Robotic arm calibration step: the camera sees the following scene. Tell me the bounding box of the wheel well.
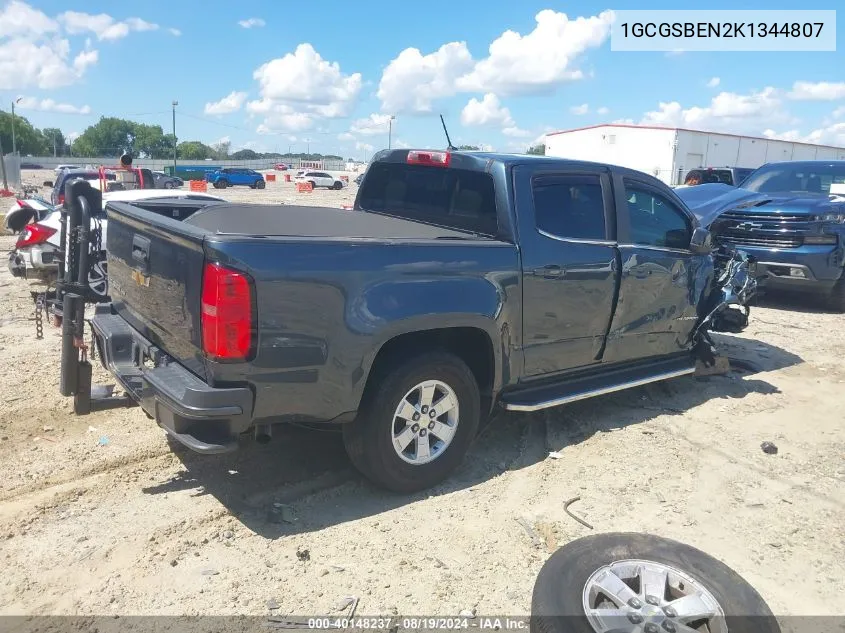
[364,327,495,406]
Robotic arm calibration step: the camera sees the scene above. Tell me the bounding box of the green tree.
[0,109,48,155]
[230,149,258,160]
[177,141,214,160]
[211,140,231,160]
[74,116,136,157]
[40,128,66,156]
[526,143,545,155]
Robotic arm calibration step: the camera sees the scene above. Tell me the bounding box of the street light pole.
[388,115,396,149]
[11,97,22,155]
[171,100,178,172]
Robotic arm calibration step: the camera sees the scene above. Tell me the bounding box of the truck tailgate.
[105,201,209,381]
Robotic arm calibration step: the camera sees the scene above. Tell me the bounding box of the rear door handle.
[533,265,563,279]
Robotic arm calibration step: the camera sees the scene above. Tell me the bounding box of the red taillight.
[16,224,56,249]
[407,150,451,167]
[201,262,254,361]
[16,199,26,208]
[58,193,65,206]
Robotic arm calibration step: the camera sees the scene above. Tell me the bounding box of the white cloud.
[502,126,532,138]
[833,106,845,120]
[787,81,845,101]
[394,139,411,149]
[596,106,609,115]
[707,77,720,88]
[765,124,845,146]
[570,103,589,115]
[213,135,231,146]
[249,43,362,133]
[337,132,356,142]
[350,113,393,136]
[455,10,614,96]
[0,38,96,89]
[67,131,80,143]
[378,42,474,114]
[16,96,91,114]
[0,1,57,38]
[204,91,248,115]
[356,141,375,153]
[640,88,788,133]
[168,28,181,36]
[238,18,266,29]
[461,93,514,127]
[378,10,612,113]
[59,11,159,40]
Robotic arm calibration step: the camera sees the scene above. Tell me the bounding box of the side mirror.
[690,227,712,254]
[43,181,54,188]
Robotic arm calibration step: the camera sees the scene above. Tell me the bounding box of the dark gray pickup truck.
[76,149,755,492]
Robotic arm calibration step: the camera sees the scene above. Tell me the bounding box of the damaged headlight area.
[693,246,763,366]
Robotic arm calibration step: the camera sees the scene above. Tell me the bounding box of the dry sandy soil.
[0,171,843,620]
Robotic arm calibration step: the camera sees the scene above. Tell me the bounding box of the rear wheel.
[343,352,480,493]
[828,274,845,312]
[333,181,343,190]
[256,179,266,189]
[164,181,176,189]
[309,180,317,190]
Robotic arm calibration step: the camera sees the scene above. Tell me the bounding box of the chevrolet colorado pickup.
[65,149,755,492]
[678,160,845,310]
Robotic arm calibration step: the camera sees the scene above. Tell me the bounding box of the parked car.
[4,195,54,234]
[78,148,755,492]
[295,170,344,189]
[50,169,116,206]
[684,167,754,187]
[676,160,845,310]
[54,164,79,173]
[8,189,226,294]
[151,171,183,189]
[273,163,289,171]
[354,173,364,185]
[206,168,266,189]
[20,162,43,170]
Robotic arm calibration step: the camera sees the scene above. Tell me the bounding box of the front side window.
[625,183,692,249]
[531,174,606,240]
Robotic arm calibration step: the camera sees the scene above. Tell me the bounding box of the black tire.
[164,181,176,189]
[217,179,229,189]
[333,181,342,190]
[309,180,317,190]
[531,533,779,633]
[343,351,480,493]
[828,274,845,312]
[256,179,266,189]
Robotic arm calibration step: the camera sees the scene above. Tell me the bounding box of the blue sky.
[1,0,844,158]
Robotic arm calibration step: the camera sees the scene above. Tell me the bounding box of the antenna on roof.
[439,114,456,151]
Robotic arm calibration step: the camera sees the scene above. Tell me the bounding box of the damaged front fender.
[692,246,762,364]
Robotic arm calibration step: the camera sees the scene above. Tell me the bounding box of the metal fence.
[19,156,348,172]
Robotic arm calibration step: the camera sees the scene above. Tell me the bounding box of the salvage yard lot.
[0,174,843,617]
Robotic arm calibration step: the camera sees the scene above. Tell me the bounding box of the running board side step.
[500,357,695,413]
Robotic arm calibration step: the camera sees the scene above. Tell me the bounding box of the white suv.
[296,170,344,190]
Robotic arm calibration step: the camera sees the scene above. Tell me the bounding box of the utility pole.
[11,97,22,155]
[388,115,396,149]
[172,100,178,172]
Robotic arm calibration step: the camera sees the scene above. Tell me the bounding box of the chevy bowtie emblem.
[735,221,763,230]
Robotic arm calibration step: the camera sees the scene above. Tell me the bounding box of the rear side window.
[532,174,606,241]
[358,162,498,236]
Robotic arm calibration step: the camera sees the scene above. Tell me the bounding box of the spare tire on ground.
[531,533,779,633]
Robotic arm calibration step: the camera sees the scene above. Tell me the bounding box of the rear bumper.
[724,243,843,293]
[91,305,253,454]
[7,247,57,282]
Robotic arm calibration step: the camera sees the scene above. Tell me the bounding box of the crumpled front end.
[692,246,761,365]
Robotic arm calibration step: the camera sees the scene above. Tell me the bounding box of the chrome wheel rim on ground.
[391,379,459,466]
[582,559,727,633]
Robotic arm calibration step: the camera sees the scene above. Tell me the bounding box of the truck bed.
[184,204,494,241]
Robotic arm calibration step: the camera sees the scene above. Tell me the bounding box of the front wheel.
[333,181,343,190]
[216,179,229,189]
[828,274,845,312]
[256,179,266,189]
[343,352,480,493]
[164,181,176,189]
[309,181,317,190]
[531,533,779,633]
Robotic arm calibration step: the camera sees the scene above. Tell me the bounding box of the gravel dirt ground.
[0,170,843,619]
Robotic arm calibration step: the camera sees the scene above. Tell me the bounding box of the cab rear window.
[358,162,498,236]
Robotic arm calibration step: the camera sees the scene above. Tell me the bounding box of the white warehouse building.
[544,124,845,186]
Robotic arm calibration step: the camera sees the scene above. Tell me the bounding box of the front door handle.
[533,264,563,279]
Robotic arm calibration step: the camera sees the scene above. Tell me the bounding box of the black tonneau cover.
[184,204,488,240]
